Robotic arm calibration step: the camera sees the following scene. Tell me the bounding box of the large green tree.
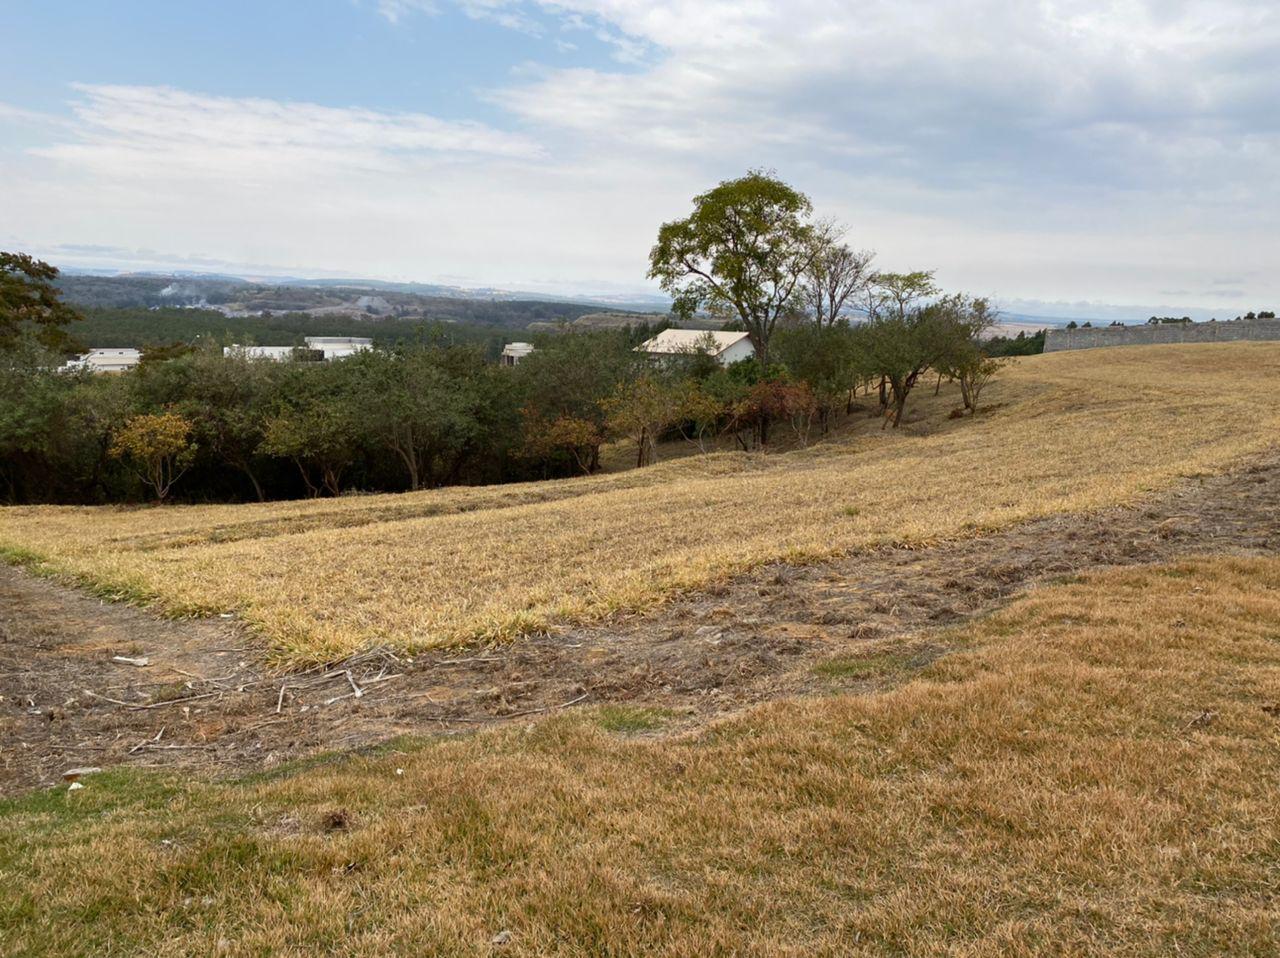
[0,253,83,351]
[349,346,491,491]
[181,349,279,501]
[261,363,362,497]
[648,171,816,369]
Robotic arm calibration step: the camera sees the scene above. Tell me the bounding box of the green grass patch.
[812,652,912,680]
[595,705,674,733]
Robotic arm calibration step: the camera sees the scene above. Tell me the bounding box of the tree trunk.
[295,459,320,498]
[322,465,343,497]
[240,464,266,503]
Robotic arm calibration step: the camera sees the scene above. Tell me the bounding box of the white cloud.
[35,84,543,178]
[375,0,438,24]
[4,1,1278,309]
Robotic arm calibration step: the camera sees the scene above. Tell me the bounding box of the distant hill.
[56,273,668,329]
[52,274,669,349]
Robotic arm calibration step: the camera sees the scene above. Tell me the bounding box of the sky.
[1,0,1277,318]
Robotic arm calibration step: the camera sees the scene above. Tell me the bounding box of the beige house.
[637,329,755,366]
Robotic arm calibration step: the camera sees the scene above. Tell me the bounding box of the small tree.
[854,304,959,428]
[521,414,603,475]
[513,329,643,474]
[866,271,940,322]
[348,347,487,491]
[262,402,358,497]
[602,376,682,467]
[110,412,197,501]
[957,354,1004,412]
[673,380,725,453]
[802,222,875,328]
[931,294,1004,413]
[774,323,860,431]
[648,171,816,370]
[757,381,819,447]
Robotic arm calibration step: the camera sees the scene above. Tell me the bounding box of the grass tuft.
[595,705,675,733]
[812,651,912,679]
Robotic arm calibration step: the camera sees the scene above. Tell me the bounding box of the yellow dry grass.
[3,554,1278,955]
[2,343,1279,661]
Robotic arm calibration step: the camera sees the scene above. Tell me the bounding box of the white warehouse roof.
[638,329,751,357]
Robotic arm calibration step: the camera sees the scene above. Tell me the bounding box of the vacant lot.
[3,553,1278,956]
[2,343,1279,662]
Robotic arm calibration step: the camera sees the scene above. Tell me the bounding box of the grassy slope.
[3,555,1278,956]
[2,343,1279,661]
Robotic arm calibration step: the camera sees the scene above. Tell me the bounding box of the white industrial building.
[500,342,535,366]
[63,348,142,374]
[223,337,372,362]
[637,329,755,366]
[223,345,299,362]
[304,336,373,360]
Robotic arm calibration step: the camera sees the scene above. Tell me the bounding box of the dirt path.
[3,453,1278,793]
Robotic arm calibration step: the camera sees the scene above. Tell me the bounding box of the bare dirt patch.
[3,452,1278,793]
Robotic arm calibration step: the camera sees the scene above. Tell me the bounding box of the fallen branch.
[417,692,590,724]
[128,744,215,752]
[503,692,589,719]
[345,670,364,699]
[130,690,222,711]
[83,689,138,708]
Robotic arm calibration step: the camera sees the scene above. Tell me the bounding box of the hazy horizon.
[4,2,1277,316]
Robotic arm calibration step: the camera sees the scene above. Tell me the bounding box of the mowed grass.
[2,343,1279,661]
[3,555,1278,956]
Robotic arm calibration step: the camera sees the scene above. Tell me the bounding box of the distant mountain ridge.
[57,268,673,316]
[54,273,670,333]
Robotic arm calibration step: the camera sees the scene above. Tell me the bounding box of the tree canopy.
[0,252,83,352]
[648,171,816,368]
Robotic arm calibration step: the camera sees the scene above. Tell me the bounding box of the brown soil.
[3,453,1278,794]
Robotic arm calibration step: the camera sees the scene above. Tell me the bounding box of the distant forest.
[73,307,515,355]
[56,273,649,346]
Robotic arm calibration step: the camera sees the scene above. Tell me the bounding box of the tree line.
[1,172,1011,504]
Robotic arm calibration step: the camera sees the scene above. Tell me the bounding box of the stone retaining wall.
[1044,318,1280,352]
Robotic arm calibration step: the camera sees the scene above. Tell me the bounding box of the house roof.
[638,329,751,357]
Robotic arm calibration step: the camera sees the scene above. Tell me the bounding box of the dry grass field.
[2,553,1278,956]
[2,343,1279,663]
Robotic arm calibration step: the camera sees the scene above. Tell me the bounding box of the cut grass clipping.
[2,343,1279,662]
[3,555,1277,956]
